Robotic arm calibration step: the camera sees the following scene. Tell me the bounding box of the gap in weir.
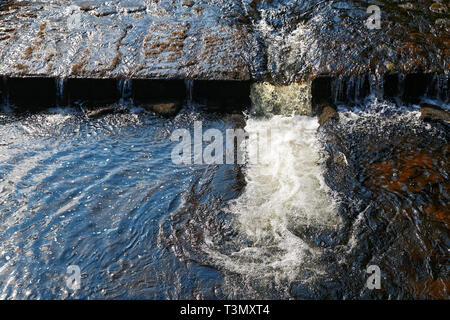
[0,75,447,114]
[0,78,253,113]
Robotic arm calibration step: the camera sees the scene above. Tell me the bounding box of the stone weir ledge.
[0,0,448,115]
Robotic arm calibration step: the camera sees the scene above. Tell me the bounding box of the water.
[1,1,447,81]
[184,79,194,105]
[0,0,448,300]
[0,97,448,299]
[117,79,133,104]
[316,98,449,299]
[205,115,340,299]
[0,105,245,299]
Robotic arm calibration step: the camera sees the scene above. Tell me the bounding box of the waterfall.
[331,75,370,105]
[206,114,340,289]
[117,79,133,104]
[327,73,450,106]
[349,76,367,103]
[184,79,194,105]
[424,73,449,103]
[369,74,384,100]
[55,78,67,106]
[1,78,9,111]
[440,74,448,102]
[250,82,312,115]
[333,76,344,103]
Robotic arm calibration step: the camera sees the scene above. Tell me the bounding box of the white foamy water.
[206,115,340,286]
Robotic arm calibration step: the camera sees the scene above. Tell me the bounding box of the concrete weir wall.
[0,0,252,80]
[1,0,448,80]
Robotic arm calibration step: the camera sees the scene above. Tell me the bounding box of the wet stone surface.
[317,101,449,299]
[0,0,448,81]
[0,0,253,80]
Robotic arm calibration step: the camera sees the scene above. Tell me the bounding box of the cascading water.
[0,0,449,300]
[184,79,194,106]
[55,78,66,106]
[203,114,341,298]
[117,79,133,104]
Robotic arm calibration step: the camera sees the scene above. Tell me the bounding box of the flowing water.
[0,95,448,299]
[0,0,448,300]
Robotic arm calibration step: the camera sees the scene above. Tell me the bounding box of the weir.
[0,0,449,301]
[0,1,447,83]
[0,1,448,115]
[0,73,448,114]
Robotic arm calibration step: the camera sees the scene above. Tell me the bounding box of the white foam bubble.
[206,115,340,284]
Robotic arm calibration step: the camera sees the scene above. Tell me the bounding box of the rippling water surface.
[0,105,246,299]
[0,99,448,299]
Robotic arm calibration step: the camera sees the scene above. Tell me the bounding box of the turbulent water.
[0,0,448,301]
[0,97,448,299]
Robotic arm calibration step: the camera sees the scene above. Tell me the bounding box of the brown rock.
[78,2,96,12]
[318,105,338,126]
[144,100,182,117]
[182,0,195,8]
[429,2,447,14]
[420,103,450,123]
[85,106,121,119]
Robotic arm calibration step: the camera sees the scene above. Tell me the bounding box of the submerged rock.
[318,101,449,299]
[143,100,182,117]
[420,103,450,123]
[318,105,339,127]
[85,105,125,118]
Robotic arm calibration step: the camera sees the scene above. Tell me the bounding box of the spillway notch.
[66,78,121,107]
[132,79,186,104]
[2,77,57,112]
[192,80,251,113]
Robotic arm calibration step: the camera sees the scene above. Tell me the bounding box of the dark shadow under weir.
[1,78,57,112]
[311,73,448,115]
[132,79,186,104]
[66,79,120,106]
[0,74,448,114]
[192,80,251,113]
[0,78,252,113]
